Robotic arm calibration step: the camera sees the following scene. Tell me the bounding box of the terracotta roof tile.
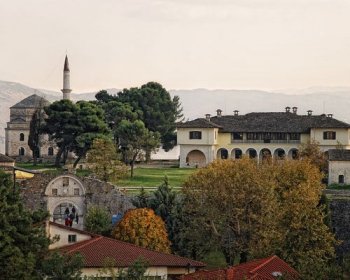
[176,118,222,129]
[181,256,299,280]
[177,112,350,133]
[58,234,205,268]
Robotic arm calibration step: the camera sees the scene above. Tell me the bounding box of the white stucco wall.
[177,128,218,145]
[329,161,350,185]
[48,223,92,249]
[310,128,350,148]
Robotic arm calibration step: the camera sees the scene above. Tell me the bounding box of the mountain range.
[1,80,350,154]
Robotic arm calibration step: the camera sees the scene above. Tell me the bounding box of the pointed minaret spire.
[61,55,72,100]
[64,55,70,71]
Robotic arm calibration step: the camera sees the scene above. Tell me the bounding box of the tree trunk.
[130,154,138,178]
[130,161,134,178]
[33,151,37,166]
[73,154,83,169]
[55,148,64,167]
[239,251,248,264]
[145,149,151,163]
[62,148,68,165]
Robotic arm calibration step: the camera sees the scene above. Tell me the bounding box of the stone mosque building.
[5,55,72,161]
[4,56,134,229]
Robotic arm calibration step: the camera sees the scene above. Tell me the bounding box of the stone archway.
[260,148,272,161]
[246,148,257,159]
[217,148,229,159]
[288,148,299,160]
[45,175,86,229]
[186,150,206,167]
[231,148,243,159]
[274,148,286,160]
[52,201,83,227]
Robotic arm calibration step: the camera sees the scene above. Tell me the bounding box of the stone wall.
[325,189,350,258]
[19,173,134,226]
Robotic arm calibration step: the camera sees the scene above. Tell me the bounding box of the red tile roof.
[57,231,205,268]
[181,256,299,280]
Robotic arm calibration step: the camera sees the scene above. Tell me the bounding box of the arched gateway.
[186,150,206,167]
[45,174,85,229]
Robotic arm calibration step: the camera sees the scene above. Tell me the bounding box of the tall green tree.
[98,82,183,154]
[72,101,110,167]
[87,138,128,182]
[84,206,112,236]
[116,120,160,177]
[41,251,84,280]
[41,100,81,166]
[42,100,109,167]
[118,82,182,153]
[0,171,50,279]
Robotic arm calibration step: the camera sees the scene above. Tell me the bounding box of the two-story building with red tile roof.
[177,107,350,167]
[48,222,205,279]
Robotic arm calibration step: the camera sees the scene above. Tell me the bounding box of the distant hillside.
[1,80,350,154]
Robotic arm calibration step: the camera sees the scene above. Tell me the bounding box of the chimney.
[292,107,298,114]
[327,113,333,118]
[285,106,291,113]
[205,114,211,121]
[307,110,313,116]
[216,109,222,117]
[234,110,239,116]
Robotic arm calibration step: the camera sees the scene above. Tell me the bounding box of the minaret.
[61,55,72,100]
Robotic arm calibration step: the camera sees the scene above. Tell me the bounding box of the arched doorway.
[52,202,82,227]
[274,148,286,160]
[246,148,257,159]
[186,150,206,167]
[19,147,25,156]
[288,149,299,160]
[231,148,243,159]
[260,148,272,161]
[217,148,229,159]
[45,175,86,229]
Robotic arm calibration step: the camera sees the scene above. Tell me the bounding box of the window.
[231,132,243,140]
[19,147,25,156]
[323,131,336,140]
[339,175,345,184]
[189,131,202,139]
[52,188,58,196]
[19,133,25,141]
[68,234,77,243]
[63,177,69,187]
[74,188,80,195]
[48,147,54,156]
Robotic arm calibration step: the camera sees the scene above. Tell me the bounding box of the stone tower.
[61,55,72,100]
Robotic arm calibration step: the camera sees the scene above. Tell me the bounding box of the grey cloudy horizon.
[0,0,349,92]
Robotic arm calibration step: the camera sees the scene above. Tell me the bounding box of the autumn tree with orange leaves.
[113,208,171,254]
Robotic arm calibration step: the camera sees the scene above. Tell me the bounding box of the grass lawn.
[117,167,197,190]
[327,184,350,190]
[15,163,58,170]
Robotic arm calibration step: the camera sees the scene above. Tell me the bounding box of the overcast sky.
[0,0,349,92]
